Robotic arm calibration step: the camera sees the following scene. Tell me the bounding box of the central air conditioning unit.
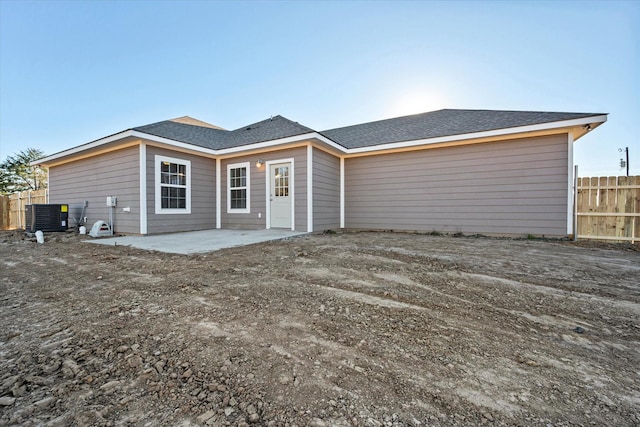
[25,204,69,233]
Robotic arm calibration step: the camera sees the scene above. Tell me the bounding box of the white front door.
[269,163,292,229]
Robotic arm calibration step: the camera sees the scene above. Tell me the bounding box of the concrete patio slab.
[84,229,307,254]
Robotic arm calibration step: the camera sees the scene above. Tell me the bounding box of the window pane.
[161,186,168,208]
[230,189,246,209]
[229,166,248,210]
[230,167,247,189]
[159,160,188,210]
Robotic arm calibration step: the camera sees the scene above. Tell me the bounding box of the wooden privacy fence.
[0,189,49,230]
[0,195,9,230]
[576,176,639,243]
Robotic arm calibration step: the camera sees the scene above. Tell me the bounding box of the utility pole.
[619,147,629,177]
[625,147,629,177]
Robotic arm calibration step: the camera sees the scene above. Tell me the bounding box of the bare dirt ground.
[1,230,639,427]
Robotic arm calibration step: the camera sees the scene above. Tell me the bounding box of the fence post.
[573,165,578,242]
[0,195,8,230]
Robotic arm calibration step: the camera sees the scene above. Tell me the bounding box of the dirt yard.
[0,230,638,427]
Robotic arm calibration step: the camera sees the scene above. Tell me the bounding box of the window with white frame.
[155,155,191,214]
[227,162,250,213]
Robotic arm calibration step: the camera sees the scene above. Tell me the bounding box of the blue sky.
[1,0,638,176]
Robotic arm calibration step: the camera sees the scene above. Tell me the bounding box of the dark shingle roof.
[33,108,607,166]
[133,109,604,151]
[320,109,603,149]
[220,115,314,149]
[134,121,227,149]
[134,115,314,150]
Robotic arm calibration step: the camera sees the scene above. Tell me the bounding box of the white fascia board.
[32,130,345,167]
[32,130,221,166]
[310,133,349,153]
[215,132,347,155]
[345,115,609,155]
[31,115,607,166]
[32,130,136,165]
[130,131,218,155]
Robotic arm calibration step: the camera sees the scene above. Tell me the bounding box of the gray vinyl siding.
[145,146,215,234]
[344,134,570,236]
[312,148,340,231]
[293,148,308,232]
[48,146,140,233]
[221,147,307,231]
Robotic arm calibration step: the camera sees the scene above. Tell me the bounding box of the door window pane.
[275,167,289,197]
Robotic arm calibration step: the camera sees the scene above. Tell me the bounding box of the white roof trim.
[33,114,607,165]
[129,131,219,155]
[214,132,346,155]
[32,130,332,165]
[32,130,222,165]
[33,129,135,165]
[215,132,317,154]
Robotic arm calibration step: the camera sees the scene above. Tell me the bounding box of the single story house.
[34,109,606,237]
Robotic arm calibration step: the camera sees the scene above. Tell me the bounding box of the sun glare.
[387,90,448,117]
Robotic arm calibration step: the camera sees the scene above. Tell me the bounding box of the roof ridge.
[231,114,315,133]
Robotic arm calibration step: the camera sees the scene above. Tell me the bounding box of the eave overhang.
[32,114,607,167]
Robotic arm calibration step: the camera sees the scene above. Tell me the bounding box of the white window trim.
[155,154,191,215]
[227,161,250,214]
